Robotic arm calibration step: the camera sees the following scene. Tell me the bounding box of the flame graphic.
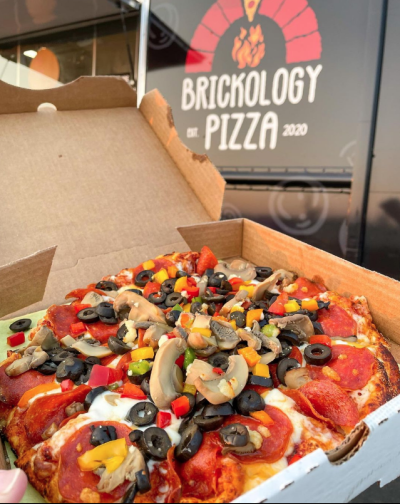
[232,25,265,69]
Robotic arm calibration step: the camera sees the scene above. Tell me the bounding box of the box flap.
[0,77,225,317]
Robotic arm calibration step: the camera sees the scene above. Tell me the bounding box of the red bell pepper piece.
[186,287,200,301]
[73,304,91,314]
[143,282,161,299]
[213,368,224,376]
[70,322,86,336]
[157,411,172,429]
[289,454,303,466]
[208,287,217,294]
[7,332,25,347]
[175,355,185,368]
[88,365,111,388]
[187,277,197,287]
[121,383,147,400]
[268,293,289,316]
[167,334,176,340]
[171,396,191,418]
[310,335,332,348]
[138,328,146,348]
[108,367,123,385]
[61,380,74,393]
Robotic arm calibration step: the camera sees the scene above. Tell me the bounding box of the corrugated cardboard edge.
[0,77,137,114]
[140,89,226,222]
[326,423,370,464]
[0,247,56,319]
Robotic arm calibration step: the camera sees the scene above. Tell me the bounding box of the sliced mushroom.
[285,368,311,390]
[269,314,315,342]
[114,291,166,325]
[61,335,76,348]
[97,446,146,494]
[237,329,262,351]
[259,353,277,365]
[196,346,219,358]
[256,331,282,357]
[82,291,104,307]
[72,340,113,359]
[172,365,184,394]
[30,326,55,348]
[193,314,212,330]
[186,360,220,386]
[252,270,296,301]
[215,260,257,282]
[31,348,50,369]
[65,402,85,417]
[143,324,171,348]
[194,355,249,405]
[198,275,209,297]
[220,290,249,318]
[150,338,187,410]
[42,423,58,441]
[6,355,33,377]
[188,333,217,351]
[211,321,240,351]
[173,326,189,340]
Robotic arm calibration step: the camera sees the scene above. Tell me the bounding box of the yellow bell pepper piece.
[183,383,197,396]
[301,299,319,312]
[230,320,237,331]
[246,309,263,328]
[142,260,155,271]
[253,363,270,379]
[168,266,179,279]
[183,304,192,313]
[239,285,254,297]
[250,411,274,427]
[285,300,301,313]
[131,347,154,362]
[104,456,125,473]
[231,306,245,313]
[154,269,169,285]
[238,347,262,368]
[78,439,128,472]
[175,277,189,293]
[192,327,212,338]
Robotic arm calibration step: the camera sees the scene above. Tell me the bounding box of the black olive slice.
[85,356,101,366]
[230,311,246,329]
[140,427,172,460]
[175,425,203,463]
[77,308,99,324]
[176,271,189,279]
[140,377,151,397]
[178,417,195,435]
[209,273,227,288]
[207,303,217,317]
[279,330,302,347]
[99,315,119,326]
[90,425,117,447]
[234,390,265,417]
[123,484,138,504]
[36,361,58,376]
[135,270,155,288]
[205,269,215,278]
[56,357,86,383]
[304,344,332,366]
[128,402,158,427]
[165,292,184,308]
[194,416,224,432]
[161,279,177,295]
[191,302,203,315]
[313,322,325,335]
[208,353,230,372]
[224,294,235,303]
[203,402,235,418]
[50,349,76,364]
[255,267,273,279]
[96,303,115,319]
[108,336,131,355]
[128,369,152,386]
[96,281,118,292]
[127,288,143,297]
[203,289,225,303]
[317,301,331,310]
[136,467,151,494]
[9,318,32,333]
[277,358,301,386]
[129,430,144,444]
[247,375,274,388]
[166,310,181,327]
[220,424,249,448]
[84,386,108,411]
[148,292,167,305]
[180,393,196,418]
[117,324,129,341]
[273,341,293,363]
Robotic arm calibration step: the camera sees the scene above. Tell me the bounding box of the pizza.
[1,246,400,503]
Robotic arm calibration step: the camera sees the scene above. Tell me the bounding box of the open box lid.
[0,77,225,318]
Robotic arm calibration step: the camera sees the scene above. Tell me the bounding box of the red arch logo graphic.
[186,0,322,73]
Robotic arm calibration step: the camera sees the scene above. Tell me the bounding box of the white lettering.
[244,112,261,150]
[182,78,195,111]
[219,114,230,151]
[259,71,271,106]
[272,68,289,106]
[205,114,220,150]
[260,112,279,150]
[245,71,261,108]
[288,67,305,104]
[306,64,323,103]
[196,77,209,111]
[230,73,246,108]
[229,113,245,150]
[217,75,231,109]
[208,76,218,110]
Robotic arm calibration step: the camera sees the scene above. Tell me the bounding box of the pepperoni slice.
[318,305,357,338]
[46,305,80,340]
[282,389,336,431]
[289,278,327,300]
[24,385,91,447]
[308,345,376,390]
[223,406,293,463]
[86,322,119,344]
[59,422,133,503]
[300,380,360,429]
[0,356,54,424]
[290,347,303,365]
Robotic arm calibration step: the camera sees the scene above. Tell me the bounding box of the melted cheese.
[243,459,288,494]
[27,386,61,406]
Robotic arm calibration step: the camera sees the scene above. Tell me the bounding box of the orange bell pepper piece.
[238,347,262,368]
[246,309,263,328]
[250,410,275,427]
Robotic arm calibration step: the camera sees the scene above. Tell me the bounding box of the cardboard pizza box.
[1,77,400,503]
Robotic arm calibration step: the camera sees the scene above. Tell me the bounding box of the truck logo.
[186,0,322,73]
